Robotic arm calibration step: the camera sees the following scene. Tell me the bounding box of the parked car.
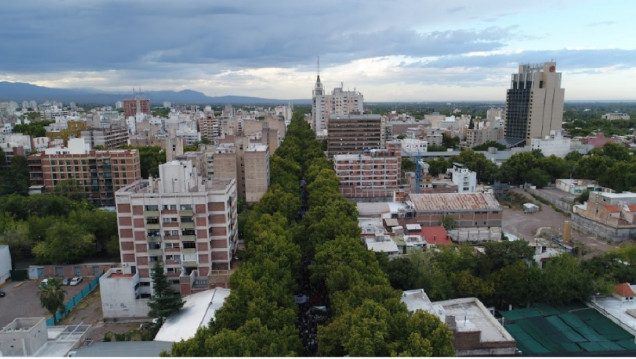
[62,277,71,286]
[70,277,83,286]
[40,278,51,287]
[0,290,5,297]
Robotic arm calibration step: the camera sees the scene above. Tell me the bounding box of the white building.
[400,138,428,156]
[530,130,571,158]
[100,267,149,318]
[312,76,364,135]
[0,245,11,285]
[401,289,516,356]
[450,163,477,193]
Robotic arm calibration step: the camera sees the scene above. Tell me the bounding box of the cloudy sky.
[1,0,635,101]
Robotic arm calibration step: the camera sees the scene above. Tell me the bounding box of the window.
[55,267,63,277]
[93,266,100,276]
[74,266,81,276]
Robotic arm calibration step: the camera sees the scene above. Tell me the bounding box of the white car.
[70,277,83,286]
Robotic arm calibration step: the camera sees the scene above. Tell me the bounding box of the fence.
[46,274,103,326]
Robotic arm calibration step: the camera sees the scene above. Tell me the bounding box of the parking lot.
[0,277,94,328]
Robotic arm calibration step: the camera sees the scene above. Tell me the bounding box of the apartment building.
[28,138,141,207]
[123,98,150,118]
[334,148,400,200]
[213,141,270,204]
[327,114,384,157]
[114,160,238,295]
[80,126,129,149]
[312,76,364,135]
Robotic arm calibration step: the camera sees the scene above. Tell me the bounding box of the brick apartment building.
[28,138,141,207]
[114,160,238,295]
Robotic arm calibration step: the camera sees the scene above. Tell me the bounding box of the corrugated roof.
[408,192,501,211]
[628,205,636,212]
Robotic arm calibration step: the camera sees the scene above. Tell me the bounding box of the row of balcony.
[144,209,194,217]
[145,222,194,230]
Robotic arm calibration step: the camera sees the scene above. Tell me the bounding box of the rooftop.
[154,287,230,342]
[408,192,501,211]
[72,341,174,357]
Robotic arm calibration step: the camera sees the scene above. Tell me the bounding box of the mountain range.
[0,81,310,106]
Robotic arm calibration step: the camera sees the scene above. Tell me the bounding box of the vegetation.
[170,110,455,356]
[148,261,184,325]
[119,145,166,178]
[38,278,66,325]
[0,194,119,263]
[12,120,54,138]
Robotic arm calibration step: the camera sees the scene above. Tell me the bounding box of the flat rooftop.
[436,297,514,343]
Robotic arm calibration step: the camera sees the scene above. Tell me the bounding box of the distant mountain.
[0,81,310,106]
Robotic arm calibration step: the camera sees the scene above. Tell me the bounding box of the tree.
[32,222,96,264]
[38,278,66,325]
[427,157,450,177]
[147,261,184,324]
[439,215,458,231]
[401,157,416,173]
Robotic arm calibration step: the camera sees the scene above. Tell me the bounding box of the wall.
[28,263,116,280]
[0,318,47,356]
[0,245,11,285]
[571,213,636,242]
[99,269,150,318]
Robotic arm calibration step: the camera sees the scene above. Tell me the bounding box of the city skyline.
[1,0,635,102]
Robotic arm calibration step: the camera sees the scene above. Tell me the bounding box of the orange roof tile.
[628,205,636,212]
[615,283,636,297]
[420,226,453,246]
[605,205,621,213]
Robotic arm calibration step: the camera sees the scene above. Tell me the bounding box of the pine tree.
[148,261,184,324]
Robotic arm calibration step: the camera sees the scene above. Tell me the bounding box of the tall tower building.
[504,62,565,146]
[312,73,325,132]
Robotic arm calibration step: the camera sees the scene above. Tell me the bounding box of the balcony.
[181,248,196,255]
[165,259,181,266]
[181,235,196,242]
[179,209,194,216]
[147,236,161,243]
[148,248,163,256]
[182,260,198,267]
[180,222,195,229]
[146,223,160,230]
[144,210,159,217]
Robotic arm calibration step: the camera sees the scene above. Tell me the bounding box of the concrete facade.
[450,163,477,193]
[504,62,565,146]
[0,245,10,285]
[572,191,636,241]
[0,318,47,357]
[99,268,149,318]
[530,130,571,158]
[401,290,516,356]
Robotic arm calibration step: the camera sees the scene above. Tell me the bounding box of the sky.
[1,0,635,102]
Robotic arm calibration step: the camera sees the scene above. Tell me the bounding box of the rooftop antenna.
[317,56,320,77]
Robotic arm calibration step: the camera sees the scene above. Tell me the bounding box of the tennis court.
[501,303,636,355]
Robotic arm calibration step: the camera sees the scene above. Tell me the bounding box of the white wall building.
[0,245,11,285]
[530,130,571,158]
[450,163,477,193]
[99,267,149,318]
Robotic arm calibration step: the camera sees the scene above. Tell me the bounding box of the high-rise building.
[123,98,150,118]
[312,78,364,136]
[213,141,270,204]
[327,114,384,157]
[114,160,238,295]
[504,62,565,146]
